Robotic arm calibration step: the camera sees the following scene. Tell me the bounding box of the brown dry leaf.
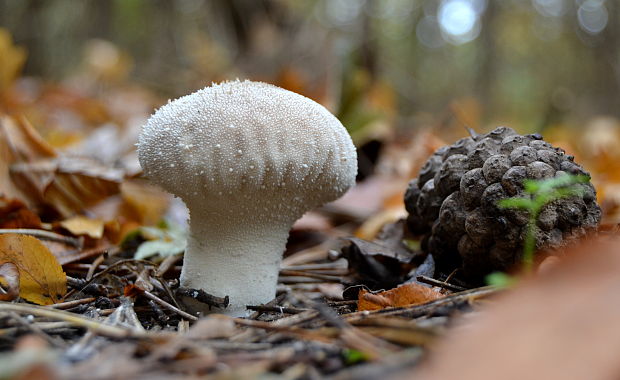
[0,115,123,216]
[120,180,171,225]
[0,28,27,92]
[0,262,19,301]
[0,196,42,229]
[0,234,67,305]
[0,114,54,204]
[355,207,407,240]
[59,215,105,239]
[38,85,110,126]
[358,283,443,311]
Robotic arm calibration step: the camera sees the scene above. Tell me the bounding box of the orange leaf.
[0,234,67,305]
[0,115,123,216]
[358,283,443,311]
[59,215,105,239]
[0,196,42,229]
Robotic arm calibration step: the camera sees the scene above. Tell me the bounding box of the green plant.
[497,173,591,271]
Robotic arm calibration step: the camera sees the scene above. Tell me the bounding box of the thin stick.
[343,286,498,322]
[231,318,334,344]
[86,254,106,280]
[0,302,170,339]
[49,297,97,309]
[279,270,344,282]
[0,229,83,248]
[415,276,467,292]
[142,290,198,321]
[6,311,61,347]
[246,305,308,314]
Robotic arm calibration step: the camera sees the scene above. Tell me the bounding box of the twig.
[142,290,198,321]
[0,302,170,339]
[231,318,334,344]
[344,286,499,322]
[298,295,401,359]
[6,311,62,347]
[278,277,327,284]
[176,287,229,309]
[415,275,467,292]
[248,292,287,319]
[281,261,347,271]
[86,253,107,280]
[0,228,83,248]
[50,297,97,309]
[0,321,74,335]
[67,259,157,298]
[153,277,183,310]
[246,305,308,314]
[279,270,345,282]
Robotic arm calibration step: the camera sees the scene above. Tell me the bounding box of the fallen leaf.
[355,207,408,241]
[0,262,19,301]
[0,197,42,229]
[0,115,124,216]
[358,283,443,311]
[120,180,171,225]
[59,215,105,239]
[342,237,417,290]
[0,28,27,92]
[134,222,187,260]
[0,234,67,304]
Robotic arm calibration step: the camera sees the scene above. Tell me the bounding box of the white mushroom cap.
[139,80,356,217]
[138,80,357,316]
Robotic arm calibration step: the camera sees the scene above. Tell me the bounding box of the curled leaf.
[0,234,67,304]
[134,222,187,260]
[59,216,105,239]
[0,262,19,301]
[358,283,443,311]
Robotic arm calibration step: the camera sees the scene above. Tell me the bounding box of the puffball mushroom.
[137,80,357,316]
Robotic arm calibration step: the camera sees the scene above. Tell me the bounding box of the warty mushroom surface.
[137,80,357,316]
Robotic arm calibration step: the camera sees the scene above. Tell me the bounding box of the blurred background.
[2,0,620,223]
[2,0,619,132]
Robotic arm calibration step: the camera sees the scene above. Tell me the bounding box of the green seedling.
[497,173,590,272]
[343,348,370,365]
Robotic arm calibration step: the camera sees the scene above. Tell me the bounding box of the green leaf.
[485,271,518,288]
[402,239,421,251]
[531,173,590,194]
[497,197,533,210]
[134,221,187,260]
[343,348,369,365]
[495,173,593,273]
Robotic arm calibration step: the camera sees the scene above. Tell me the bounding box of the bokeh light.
[417,16,446,48]
[438,0,482,45]
[532,0,567,17]
[577,0,608,35]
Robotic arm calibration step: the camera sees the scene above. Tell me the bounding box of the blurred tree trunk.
[476,0,497,125]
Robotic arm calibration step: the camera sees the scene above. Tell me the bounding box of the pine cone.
[404,127,601,280]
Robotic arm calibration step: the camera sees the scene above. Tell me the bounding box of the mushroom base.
[179,214,292,317]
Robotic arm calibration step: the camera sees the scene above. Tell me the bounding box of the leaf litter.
[1,30,620,380]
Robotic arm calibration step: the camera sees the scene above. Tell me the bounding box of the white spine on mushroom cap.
[138,80,357,316]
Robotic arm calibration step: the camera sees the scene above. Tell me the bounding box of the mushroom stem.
[180,210,293,317]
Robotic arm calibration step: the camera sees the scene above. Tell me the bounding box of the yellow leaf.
[60,216,104,239]
[0,28,26,92]
[0,234,67,305]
